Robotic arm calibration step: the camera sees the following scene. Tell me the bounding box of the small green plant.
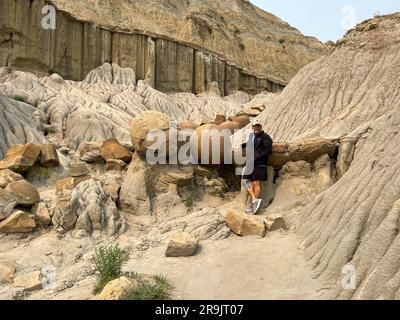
[12,95,26,102]
[184,195,194,208]
[125,275,173,300]
[39,167,50,180]
[91,244,130,294]
[47,127,57,134]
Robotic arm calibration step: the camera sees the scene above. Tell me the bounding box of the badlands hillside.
[0,3,399,300]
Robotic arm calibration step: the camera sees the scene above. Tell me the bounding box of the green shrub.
[91,244,130,294]
[39,167,50,180]
[184,196,194,208]
[125,275,173,300]
[12,95,26,102]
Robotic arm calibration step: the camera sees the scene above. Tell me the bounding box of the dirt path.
[126,231,326,300]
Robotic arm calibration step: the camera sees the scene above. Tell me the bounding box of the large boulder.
[0,169,23,188]
[5,180,40,206]
[130,111,171,154]
[226,211,266,237]
[0,143,41,173]
[165,232,199,257]
[100,138,132,163]
[31,202,51,226]
[0,211,37,233]
[97,276,138,300]
[40,143,60,168]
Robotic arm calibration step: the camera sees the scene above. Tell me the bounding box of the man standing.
[242,120,273,215]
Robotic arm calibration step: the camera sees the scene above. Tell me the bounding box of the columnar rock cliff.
[0,0,327,95]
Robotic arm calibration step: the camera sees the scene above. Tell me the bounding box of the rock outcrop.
[250,13,400,299]
[0,0,328,94]
[52,179,125,236]
[226,211,266,237]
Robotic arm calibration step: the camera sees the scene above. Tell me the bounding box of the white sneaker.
[252,199,262,214]
[245,204,254,214]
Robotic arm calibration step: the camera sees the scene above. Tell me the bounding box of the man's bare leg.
[246,186,257,202]
[253,181,262,199]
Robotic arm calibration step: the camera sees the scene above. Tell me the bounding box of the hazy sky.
[251,0,400,42]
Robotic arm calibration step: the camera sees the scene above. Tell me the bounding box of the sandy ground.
[126,231,326,300]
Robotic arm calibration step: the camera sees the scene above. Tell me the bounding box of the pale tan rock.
[32,202,51,226]
[194,165,215,179]
[0,169,23,188]
[130,111,171,153]
[265,214,286,231]
[100,138,132,163]
[69,162,90,177]
[214,114,226,125]
[0,211,37,233]
[98,276,138,300]
[178,121,199,130]
[103,180,121,202]
[204,178,227,197]
[55,175,91,194]
[40,143,60,168]
[165,232,199,257]
[159,169,194,187]
[226,211,266,237]
[5,180,40,206]
[0,143,41,173]
[13,271,42,291]
[0,188,17,220]
[288,139,337,163]
[0,261,16,283]
[105,159,126,171]
[228,115,250,128]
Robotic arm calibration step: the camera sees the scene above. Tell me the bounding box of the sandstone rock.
[214,114,226,125]
[5,180,40,206]
[98,276,138,300]
[228,115,250,128]
[0,261,16,283]
[0,143,41,173]
[79,142,104,163]
[52,196,76,233]
[105,159,126,171]
[55,175,91,194]
[226,211,266,237]
[336,137,357,178]
[265,214,286,231]
[40,143,60,168]
[13,271,42,291]
[0,169,23,188]
[130,111,171,154]
[194,165,215,179]
[268,143,291,167]
[53,179,125,236]
[159,168,194,187]
[178,121,199,131]
[100,138,132,163]
[0,188,17,220]
[32,202,51,226]
[69,162,90,177]
[0,211,37,233]
[103,180,121,202]
[204,178,227,197]
[165,232,199,257]
[288,139,337,163]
